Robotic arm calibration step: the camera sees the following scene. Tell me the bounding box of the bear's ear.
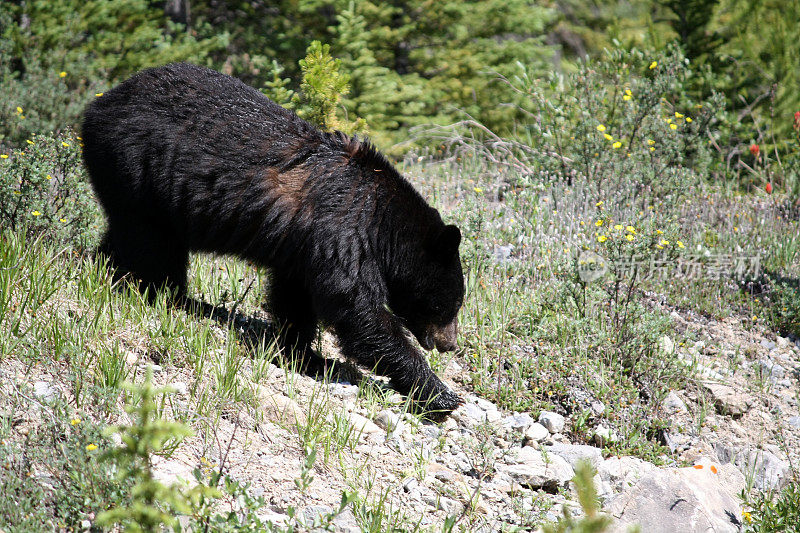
[432,224,461,260]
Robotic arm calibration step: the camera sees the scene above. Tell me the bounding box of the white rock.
[502,413,534,432]
[347,412,383,437]
[32,381,58,402]
[500,446,574,491]
[598,456,658,491]
[546,443,603,469]
[374,409,403,434]
[593,424,618,444]
[538,411,565,434]
[605,462,743,533]
[591,401,606,416]
[702,382,751,418]
[524,423,550,444]
[328,382,359,400]
[659,335,675,355]
[171,381,188,396]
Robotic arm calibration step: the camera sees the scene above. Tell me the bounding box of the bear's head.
[389,224,464,352]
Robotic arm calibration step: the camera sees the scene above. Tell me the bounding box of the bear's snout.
[431,319,458,352]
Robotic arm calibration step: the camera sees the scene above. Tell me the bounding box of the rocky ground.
[4,302,798,532]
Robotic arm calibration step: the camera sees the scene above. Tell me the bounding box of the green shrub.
[0,402,132,531]
[0,0,225,145]
[0,132,101,248]
[744,481,800,532]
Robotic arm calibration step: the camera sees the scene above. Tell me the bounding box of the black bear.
[82,63,464,419]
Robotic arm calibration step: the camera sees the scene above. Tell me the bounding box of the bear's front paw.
[415,387,463,422]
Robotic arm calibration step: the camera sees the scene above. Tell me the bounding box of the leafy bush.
[0,0,225,145]
[0,132,101,248]
[744,481,800,532]
[0,401,132,531]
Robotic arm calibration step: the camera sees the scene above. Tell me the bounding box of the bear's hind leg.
[98,220,188,299]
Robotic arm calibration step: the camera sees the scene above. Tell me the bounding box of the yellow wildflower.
[743,512,752,523]
[61,142,70,147]
[626,234,634,242]
[32,210,41,216]
[686,117,692,123]
[647,139,655,145]
[614,224,623,230]
[623,94,631,101]
[70,418,81,426]
[59,71,67,78]
[612,141,622,149]
[95,92,104,97]
[670,123,678,130]
[676,240,685,248]
[46,175,52,180]
[16,106,22,114]
[473,187,483,193]
[596,124,606,132]
[625,89,632,96]
[604,133,613,141]
[86,443,98,451]
[660,239,670,246]
[595,219,604,226]
[626,226,636,234]
[597,235,608,243]
[675,112,684,118]
[596,200,604,207]
[656,229,663,234]
[26,139,33,145]
[649,61,657,69]
[59,218,67,223]
[650,147,655,151]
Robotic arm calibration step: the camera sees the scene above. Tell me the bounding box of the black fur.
[82,63,464,419]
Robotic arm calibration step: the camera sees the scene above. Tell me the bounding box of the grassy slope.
[1,154,799,530]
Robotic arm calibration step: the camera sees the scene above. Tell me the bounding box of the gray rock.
[598,456,658,491]
[787,416,800,429]
[538,411,565,434]
[500,446,574,491]
[328,382,359,400]
[661,391,687,414]
[591,401,606,416]
[456,402,486,425]
[725,448,791,491]
[605,464,743,533]
[32,381,58,402]
[759,359,786,380]
[761,339,777,351]
[502,413,534,432]
[301,505,333,526]
[546,442,603,469]
[374,409,403,433]
[347,412,383,437]
[524,422,550,444]
[702,382,751,418]
[420,424,441,440]
[332,509,360,533]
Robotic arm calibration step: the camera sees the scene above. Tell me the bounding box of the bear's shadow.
[178,296,373,390]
